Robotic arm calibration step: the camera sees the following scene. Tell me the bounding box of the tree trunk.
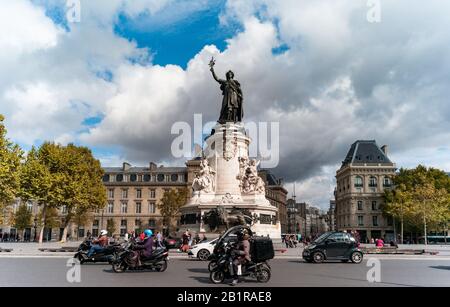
[38,204,47,244]
[400,217,404,245]
[60,218,70,243]
[423,210,427,246]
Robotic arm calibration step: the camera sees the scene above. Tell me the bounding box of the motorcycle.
[74,239,123,264]
[209,241,271,284]
[112,239,169,273]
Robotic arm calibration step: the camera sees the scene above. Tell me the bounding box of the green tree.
[157,188,188,235]
[106,218,116,237]
[19,146,58,243]
[0,114,22,214]
[19,143,106,243]
[384,165,450,244]
[13,203,32,241]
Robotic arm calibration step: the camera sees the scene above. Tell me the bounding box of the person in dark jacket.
[230,229,251,286]
[133,229,154,266]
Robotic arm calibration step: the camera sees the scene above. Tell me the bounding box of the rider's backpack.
[250,237,274,262]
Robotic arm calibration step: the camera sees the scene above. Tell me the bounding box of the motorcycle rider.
[86,230,109,258]
[132,229,154,266]
[230,229,251,286]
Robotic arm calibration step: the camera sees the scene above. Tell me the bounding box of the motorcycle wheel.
[112,261,127,273]
[208,261,217,272]
[256,267,271,283]
[156,260,168,272]
[75,254,85,264]
[210,270,225,284]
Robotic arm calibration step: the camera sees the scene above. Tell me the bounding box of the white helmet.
[100,230,108,236]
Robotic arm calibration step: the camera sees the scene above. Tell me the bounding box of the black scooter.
[209,242,271,284]
[73,239,122,264]
[112,240,169,273]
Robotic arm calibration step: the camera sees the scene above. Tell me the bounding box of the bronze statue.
[202,205,254,232]
[209,57,243,123]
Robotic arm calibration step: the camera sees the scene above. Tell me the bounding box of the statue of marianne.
[209,57,243,123]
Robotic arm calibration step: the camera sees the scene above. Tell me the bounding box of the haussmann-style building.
[335,140,396,243]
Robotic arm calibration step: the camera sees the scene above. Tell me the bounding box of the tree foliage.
[157,188,188,232]
[384,165,450,239]
[13,203,32,231]
[0,114,22,210]
[19,142,107,242]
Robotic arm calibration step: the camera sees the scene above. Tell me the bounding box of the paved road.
[0,257,449,287]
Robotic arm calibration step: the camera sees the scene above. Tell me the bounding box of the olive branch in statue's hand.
[209,57,216,70]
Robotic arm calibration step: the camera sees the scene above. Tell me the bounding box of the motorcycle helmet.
[100,230,108,236]
[144,229,153,237]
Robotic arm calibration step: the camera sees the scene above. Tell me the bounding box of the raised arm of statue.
[209,57,223,84]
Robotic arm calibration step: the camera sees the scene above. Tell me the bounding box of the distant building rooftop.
[342,140,391,166]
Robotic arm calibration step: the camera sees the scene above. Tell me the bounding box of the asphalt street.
[0,257,449,287]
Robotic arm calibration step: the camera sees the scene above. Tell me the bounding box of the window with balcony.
[148,201,156,214]
[373,216,378,226]
[107,201,114,213]
[358,216,364,226]
[383,176,391,187]
[108,188,114,199]
[121,189,128,199]
[120,202,128,214]
[372,201,377,211]
[357,201,363,210]
[354,176,363,188]
[135,202,141,214]
[149,189,156,199]
[369,176,377,187]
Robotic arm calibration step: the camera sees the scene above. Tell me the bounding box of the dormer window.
[116,174,124,182]
[130,174,137,182]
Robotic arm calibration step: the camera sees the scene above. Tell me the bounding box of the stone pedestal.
[179,122,281,240]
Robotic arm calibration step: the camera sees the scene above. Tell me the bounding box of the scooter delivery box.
[250,237,274,262]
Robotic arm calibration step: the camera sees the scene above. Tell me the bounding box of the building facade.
[259,170,288,234]
[328,200,336,232]
[1,160,287,241]
[335,140,396,243]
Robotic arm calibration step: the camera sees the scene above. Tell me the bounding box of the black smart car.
[302,232,363,264]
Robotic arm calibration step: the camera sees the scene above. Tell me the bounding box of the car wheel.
[210,270,225,284]
[256,267,271,283]
[312,252,325,263]
[351,251,363,264]
[197,249,211,261]
[208,261,217,272]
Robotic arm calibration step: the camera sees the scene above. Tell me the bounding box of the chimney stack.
[149,162,157,170]
[381,145,388,156]
[122,162,131,171]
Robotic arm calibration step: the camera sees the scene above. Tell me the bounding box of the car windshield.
[313,232,332,243]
